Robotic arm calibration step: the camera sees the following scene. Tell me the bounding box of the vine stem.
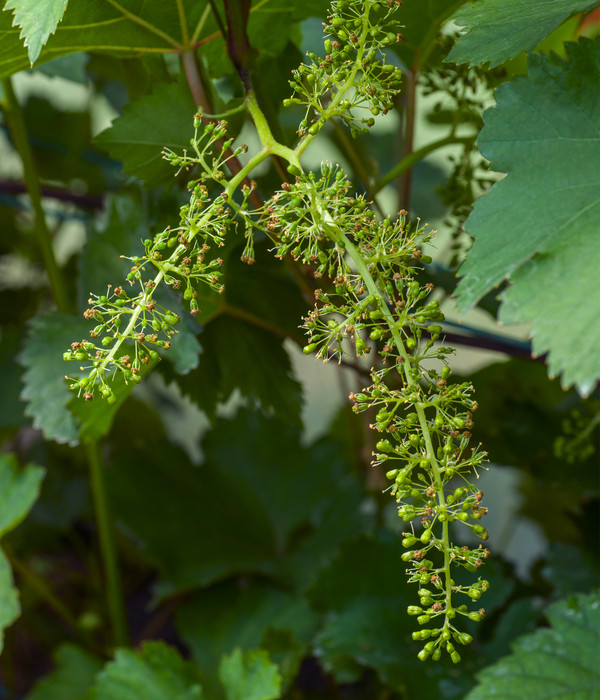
[87,440,129,648]
[374,134,476,194]
[7,553,102,653]
[1,77,71,313]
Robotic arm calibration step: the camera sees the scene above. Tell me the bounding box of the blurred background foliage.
[0,0,598,697]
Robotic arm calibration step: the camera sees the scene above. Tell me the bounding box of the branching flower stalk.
[64,0,490,661]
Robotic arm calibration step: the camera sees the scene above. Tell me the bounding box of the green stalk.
[87,441,129,648]
[374,134,476,194]
[1,77,71,313]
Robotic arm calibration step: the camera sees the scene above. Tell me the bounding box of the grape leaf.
[177,581,318,699]
[219,648,281,700]
[0,453,45,537]
[0,454,45,655]
[455,38,600,394]
[4,0,69,65]
[19,312,160,444]
[26,644,102,700]
[0,0,208,79]
[93,642,203,700]
[94,80,196,187]
[78,194,202,376]
[0,549,19,656]
[466,590,600,699]
[445,0,599,68]
[107,408,364,596]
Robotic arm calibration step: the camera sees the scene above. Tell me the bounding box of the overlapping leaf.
[4,0,69,65]
[219,648,281,700]
[107,408,365,597]
[19,312,144,444]
[27,644,102,700]
[446,0,599,67]
[93,642,204,700]
[0,454,45,654]
[455,38,600,394]
[0,0,208,79]
[94,80,197,187]
[177,581,318,698]
[466,591,600,699]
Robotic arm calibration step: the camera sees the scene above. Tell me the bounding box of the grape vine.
[63,0,490,661]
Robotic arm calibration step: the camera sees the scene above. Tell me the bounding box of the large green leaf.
[0,0,208,79]
[392,0,471,69]
[4,0,69,65]
[107,408,364,596]
[466,591,600,699]
[94,80,196,187]
[219,648,281,700]
[446,0,599,68]
[455,38,600,394]
[26,644,102,700]
[93,642,203,700]
[0,454,45,654]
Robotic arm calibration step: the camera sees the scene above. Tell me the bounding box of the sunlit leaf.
[93,642,203,700]
[446,0,599,67]
[4,0,69,65]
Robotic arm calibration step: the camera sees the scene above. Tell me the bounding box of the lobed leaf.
[219,648,282,700]
[3,0,69,65]
[466,590,600,699]
[0,0,208,79]
[93,642,203,700]
[0,453,45,537]
[94,80,197,187]
[445,0,599,68]
[177,581,318,698]
[26,644,102,700]
[455,38,600,394]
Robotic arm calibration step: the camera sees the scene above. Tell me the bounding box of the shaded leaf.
[170,315,303,424]
[0,549,19,656]
[93,642,203,700]
[108,408,364,596]
[0,453,45,537]
[94,80,196,187]
[466,590,600,699]
[27,644,102,700]
[446,0,599,68]
[0,454,44,655]
[19,312,146,444]
[455,38,600,393]
[219,648,281,700]
[4,0,69,65]
[177,581,318,699]
[78,194,202,376]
